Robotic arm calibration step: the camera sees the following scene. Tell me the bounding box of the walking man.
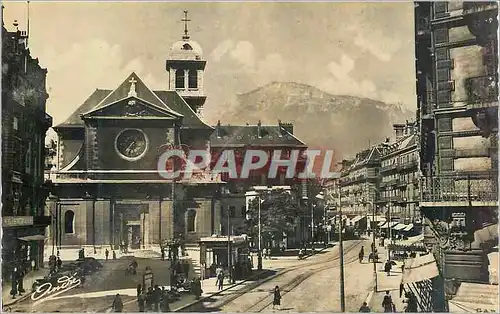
[358,246,364,263]
[272,286,281,310]
[359,302,371,312]
[217,271,224,291]
[384,260,392,276]
[382,291,394,313]
[112,294,123,312]
[105,249,109,261]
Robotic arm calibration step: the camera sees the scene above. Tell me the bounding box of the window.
[229,206,236,218]
[64,210,75,234]
[175,69,185,89]
[241,206,247,219]
[186,209,196,232]
[182,43,193,50]
[13,117,18,130]
[25,141,32,174]
[188,70,198,89]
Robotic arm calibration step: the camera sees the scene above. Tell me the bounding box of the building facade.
[1,21,53,279]
[379,121,421,224]
[212,121,309,248]
[415,0,498,303]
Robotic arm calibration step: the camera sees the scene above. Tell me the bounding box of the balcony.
[381,164,397,173]
[420,175,498,206]
[401,159,418,170]
[465,76,498,106]
[463,2,498,15]
[389,179,401,187]
[454,147,492,158]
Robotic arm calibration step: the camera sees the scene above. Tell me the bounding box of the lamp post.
[227,204,232,283]
[257,195,262,271]
[338,184,345,312]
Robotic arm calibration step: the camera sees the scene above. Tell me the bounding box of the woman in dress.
[272,286,281,310]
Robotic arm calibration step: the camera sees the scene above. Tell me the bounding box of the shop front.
[2,216,49,281]
[199,235,251,280]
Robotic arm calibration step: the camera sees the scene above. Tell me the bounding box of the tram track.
[213,240,364,312]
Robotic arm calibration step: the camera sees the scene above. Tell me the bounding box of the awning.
[351,216,363,224]
[403,223,414,232]
[472,223,498,248]
[370,216,386,223]
[393,223,407,231]
[380,222,398,229]
[379,222,388,228]
[401,253,439,285]
[448,283,499,313]
[18,235,46,241]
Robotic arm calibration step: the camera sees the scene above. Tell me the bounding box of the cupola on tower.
[166,11,207,117]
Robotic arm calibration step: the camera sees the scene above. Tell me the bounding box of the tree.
[247,189,304,248]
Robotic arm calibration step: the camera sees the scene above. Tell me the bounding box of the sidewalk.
[2,267,50,307]
[368,243,406,312]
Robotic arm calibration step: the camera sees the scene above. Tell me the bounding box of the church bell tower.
[166,11,207,117]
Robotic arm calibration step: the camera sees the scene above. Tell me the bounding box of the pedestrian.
[113,250,117,260]
[359,246,364,263]
[359,302,371,312]
[153,285,161,312]
[217,271,224,290]
[16,267,25,295]
[105,249,109,261]
[31,259,36,271]
[112,294,123,312]
[384,260,392,276]
[56,257,62,270]
[160,288,171,312]
[382,291,394,313]
[137,292,145,312]
[10,267,18,299]
[161,248,165,260]
[137,284,142,298]
[272,286,281,310]
[145,287,154,311]
[405,292,418,312]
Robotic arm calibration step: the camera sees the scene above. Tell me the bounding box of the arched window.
[187,209,196,232]
[182,43,193,50]
[188,70,198,89]
[175,69,185,89]
[64,210,75,234]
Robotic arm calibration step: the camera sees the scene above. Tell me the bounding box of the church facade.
[47,23,224,252]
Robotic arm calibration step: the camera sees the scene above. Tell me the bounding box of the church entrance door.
[127,223,141,249]
[114,204,148,250]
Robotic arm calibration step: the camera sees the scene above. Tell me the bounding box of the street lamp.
[337,183,346,312]
[257,194,263,271]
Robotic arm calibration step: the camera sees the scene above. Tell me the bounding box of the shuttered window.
[434,29,449,44]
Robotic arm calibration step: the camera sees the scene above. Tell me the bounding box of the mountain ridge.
[206,81,415,158]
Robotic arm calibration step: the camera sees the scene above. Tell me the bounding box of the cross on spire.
[182,10,191,40]
[128,76,137,97]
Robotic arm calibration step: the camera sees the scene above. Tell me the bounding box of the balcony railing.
[463,2,498,15]
[421,176,498,203]
[381,164,397,173]
[465,75,498,104]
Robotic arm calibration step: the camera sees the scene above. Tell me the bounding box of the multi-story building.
[338,146,381,220]
[379,121,420,224]
[415,1,498,307]
[212,120,308,248]
[1,20,53,279]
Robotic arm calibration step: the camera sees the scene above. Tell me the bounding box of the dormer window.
[175,69,185,89]
[188,70,198,89]
[182,43,193,50]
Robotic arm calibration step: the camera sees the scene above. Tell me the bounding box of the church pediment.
[81,97,179,120]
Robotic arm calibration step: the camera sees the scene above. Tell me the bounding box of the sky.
[3,1,416,129]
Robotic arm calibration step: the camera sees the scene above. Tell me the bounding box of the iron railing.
[465,75,498,104]
[421,175,498,202]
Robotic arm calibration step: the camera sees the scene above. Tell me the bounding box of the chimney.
[393,123,405,140]
[280,122,294,135]
[216,120,221,138]
[257,120,262,138]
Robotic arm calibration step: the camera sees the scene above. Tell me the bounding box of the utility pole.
[371,199,377,292]
[311,203,315,254]
[258,195,262,270]
[227,205,233,283]
[338,184,345,312]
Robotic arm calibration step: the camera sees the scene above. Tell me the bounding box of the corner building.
[415,1,498,309]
